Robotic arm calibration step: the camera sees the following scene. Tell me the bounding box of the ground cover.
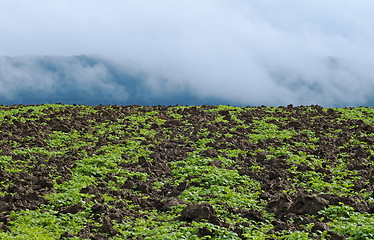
[0,104,374,239]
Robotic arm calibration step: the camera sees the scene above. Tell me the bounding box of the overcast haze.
[1,0,374,106]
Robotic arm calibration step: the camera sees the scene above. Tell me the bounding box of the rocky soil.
[0,104,374,239]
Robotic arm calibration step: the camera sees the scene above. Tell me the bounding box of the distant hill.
[0,55,240,106]
[1,55,373,107]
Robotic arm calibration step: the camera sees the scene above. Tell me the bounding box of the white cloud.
[0,56,129,102]
[0,0,373,106]
[0,57,55,98]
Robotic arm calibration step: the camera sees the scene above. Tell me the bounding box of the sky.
[0,0,374,106]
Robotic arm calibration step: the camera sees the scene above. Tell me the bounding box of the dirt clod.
[177,203,220,224]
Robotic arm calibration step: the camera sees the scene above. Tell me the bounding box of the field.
[0,104,374,239]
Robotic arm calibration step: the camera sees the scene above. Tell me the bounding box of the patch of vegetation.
[0,104,374,239]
